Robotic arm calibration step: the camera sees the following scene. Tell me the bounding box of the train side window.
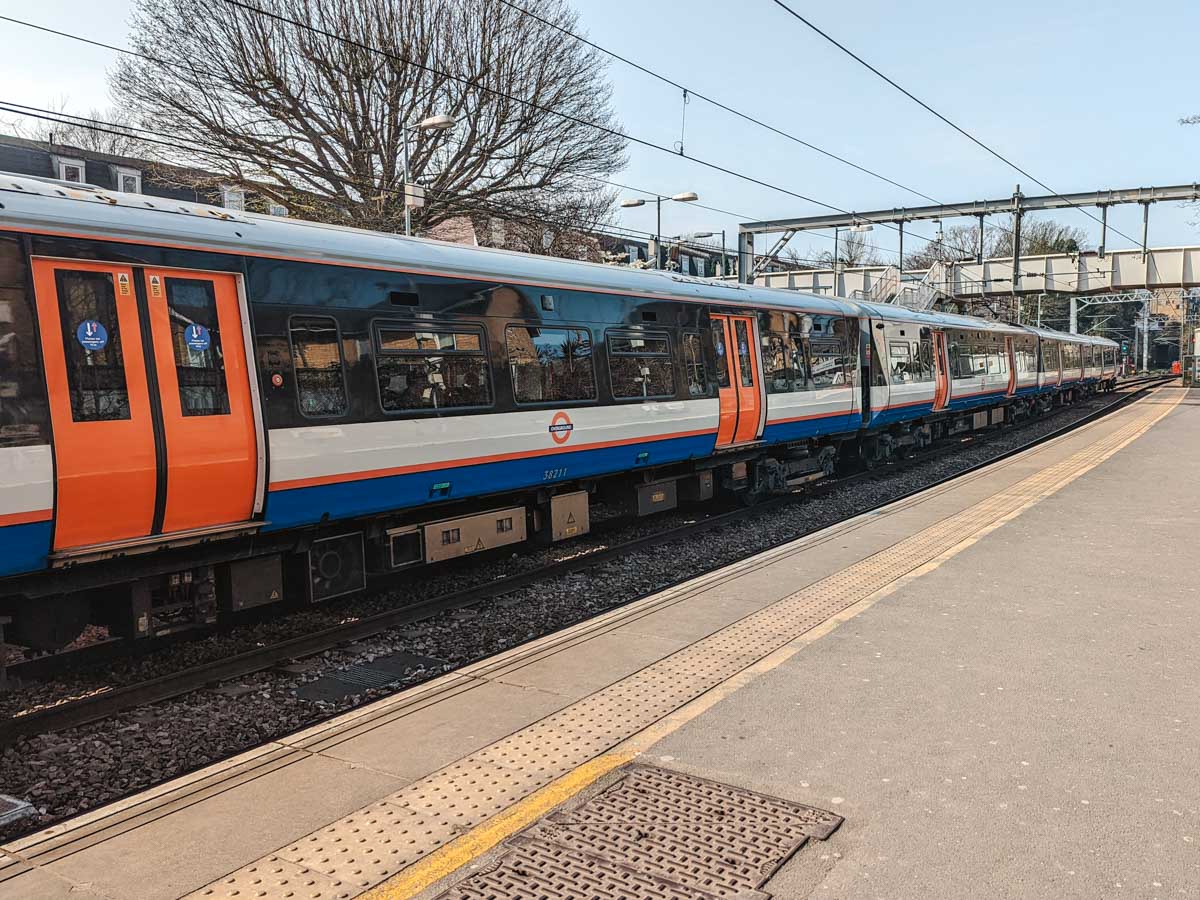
[762,332,789,393]
[809,338,847,388]
[710,321,731,389]
[606,331,675,399]
[1044,342,1060,371]
[506,325,595,403]
[682,332,708,397]
[0,237,49,446]
[787,333,811,389]
[165,278,230,416]
[375,325,491,412]
[888,341,914,382]
[288,315,348,417]
[55,269,131,422]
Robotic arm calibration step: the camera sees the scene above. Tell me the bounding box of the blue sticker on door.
[184,324,211,352]
[76,320,108,352]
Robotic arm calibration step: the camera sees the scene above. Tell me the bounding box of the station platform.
[2,385,1196,900]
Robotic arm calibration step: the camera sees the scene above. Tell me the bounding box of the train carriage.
[0,173,1116,649]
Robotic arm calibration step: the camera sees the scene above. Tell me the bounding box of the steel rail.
[0,376,1173,745]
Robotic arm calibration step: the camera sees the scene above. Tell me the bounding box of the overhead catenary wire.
[0,14,1076,297]
[768,0,1144,248]
[0,10,982,271]
[477,1,1095,293]
[213,0,950,248]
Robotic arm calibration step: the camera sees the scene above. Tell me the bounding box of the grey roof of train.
[0,172,849,315]
[0,172,1116,347]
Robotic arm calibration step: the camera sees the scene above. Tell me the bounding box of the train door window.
[888,341,914,382]
[682,332,708,396]
[606,330,675,399]
[710,320,731,389]
[165,278,230,416]
[54,269,131,422]
[289,315,348,417]
[506,325,595,403]
[733,320,753,387]
[810,338,846,388]
[376,325,492,412]
[915,330,934,382]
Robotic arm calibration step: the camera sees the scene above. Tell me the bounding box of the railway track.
[0,376,1173,746]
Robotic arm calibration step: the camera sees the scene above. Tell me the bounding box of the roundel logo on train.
[548,411,574,445]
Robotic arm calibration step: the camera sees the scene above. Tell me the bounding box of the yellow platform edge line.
[359,387,1184,900]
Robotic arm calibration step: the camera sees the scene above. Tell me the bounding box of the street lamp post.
[620,192,699,268]
[402,113,457,237]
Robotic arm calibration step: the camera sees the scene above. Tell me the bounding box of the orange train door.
[32,259,260,551]
[932,331,950,411]
[709,313,764,447]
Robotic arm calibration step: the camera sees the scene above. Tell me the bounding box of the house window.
[626,245,639,264]
[221,185,245,211]
[114,167,141,194]
[268,203,289,217]
[56,158,86,183]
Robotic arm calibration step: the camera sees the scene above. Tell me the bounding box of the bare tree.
[988,216,1089,257]
[815,229,883,268]
[6,99,147,157]
[901,223,984,270]
[111,0,627,233]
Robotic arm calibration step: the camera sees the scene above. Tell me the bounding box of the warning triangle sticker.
[566,512,576,524]
[474,538,485,551]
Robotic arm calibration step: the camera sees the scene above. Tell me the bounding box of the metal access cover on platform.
[436,764,842,899]
[0,794,34,827]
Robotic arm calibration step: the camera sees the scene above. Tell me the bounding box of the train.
[0,172,1117,650]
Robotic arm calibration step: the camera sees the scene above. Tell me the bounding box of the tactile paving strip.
[188,395,1175,899]
[191,855,352,900]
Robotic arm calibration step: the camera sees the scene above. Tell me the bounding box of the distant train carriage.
[0,173,1116,649]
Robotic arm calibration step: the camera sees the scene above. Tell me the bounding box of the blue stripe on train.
[865,403,935,427]
[264,431,719,531]
[0,520,52,577]
[761,412,861,443]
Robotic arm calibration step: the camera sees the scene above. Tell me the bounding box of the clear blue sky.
[3,0,1197,263]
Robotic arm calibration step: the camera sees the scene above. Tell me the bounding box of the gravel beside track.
[0,392,1141,839]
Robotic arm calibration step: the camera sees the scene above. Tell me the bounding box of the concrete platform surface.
[1,386,1192,900]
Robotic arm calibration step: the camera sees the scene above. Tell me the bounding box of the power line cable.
[470,3,1102,298]
[215,0,943,242]
[768,0,1143,247]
